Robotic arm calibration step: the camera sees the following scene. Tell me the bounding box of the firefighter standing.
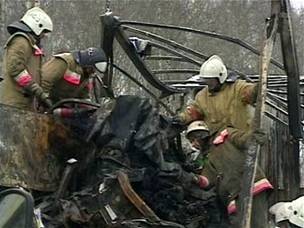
[0,7,53,111]
[186,121,273,228]
[41,47,108,117]
[179,55,257,132]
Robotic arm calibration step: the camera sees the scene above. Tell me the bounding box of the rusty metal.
[0,104,91,191]
[117,171,160,222]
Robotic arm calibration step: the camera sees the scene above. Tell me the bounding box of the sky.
[290,0,304,9]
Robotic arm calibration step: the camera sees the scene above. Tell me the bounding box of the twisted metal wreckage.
[0,0,302,227]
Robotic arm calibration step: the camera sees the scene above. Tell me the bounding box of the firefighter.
[179,55,257,132]
[269,196,304,228]
[186,121,273,228]
[0,7,53,111]
[41,47,108,117]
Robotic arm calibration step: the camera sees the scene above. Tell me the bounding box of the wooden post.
[238,1,280,227]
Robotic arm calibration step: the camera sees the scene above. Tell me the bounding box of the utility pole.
[239,1,280,227]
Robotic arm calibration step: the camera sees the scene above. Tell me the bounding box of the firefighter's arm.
[226,127,250,149]
[41,57,67,94]
[80,78,93,100]
[227,127,267,149]
[237,80,258,105]
[6,36,52,107]
[196,165,216,189]
[179,102,204,124]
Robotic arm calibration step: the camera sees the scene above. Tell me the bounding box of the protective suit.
[0,7,53,111]
[41,48,107,117]
[186,121,273,228]
[179,55,257,132]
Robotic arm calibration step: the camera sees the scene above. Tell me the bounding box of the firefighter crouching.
[41,47,108,136]
[185,121,273,228]
[0,7,53,111]
[41,47,108,118]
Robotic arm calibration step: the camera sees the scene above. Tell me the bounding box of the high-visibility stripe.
[227,178,273,214]
[15,70,33,87]
[252,178,273,195]
[63,70,81,85]
[213,129,229,145]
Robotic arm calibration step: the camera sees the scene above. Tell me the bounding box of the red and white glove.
[195,175,210,189]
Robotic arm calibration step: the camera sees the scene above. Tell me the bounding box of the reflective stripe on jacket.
[41,53,91,103]
[0,32,42,110]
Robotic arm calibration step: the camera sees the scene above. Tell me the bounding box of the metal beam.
[121,20,284,71]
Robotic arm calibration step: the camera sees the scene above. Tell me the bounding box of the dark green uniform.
[0,33,44,110]
[200,127,272,228]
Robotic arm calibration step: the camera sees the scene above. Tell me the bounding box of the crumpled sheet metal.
[0,104,92,191]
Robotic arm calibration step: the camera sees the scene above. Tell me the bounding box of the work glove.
[21,79,53,109]
[193,175,209,189]
[250,128,267,145]
[39,92,53,109]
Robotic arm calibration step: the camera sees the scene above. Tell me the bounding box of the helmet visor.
[95,62,108,73]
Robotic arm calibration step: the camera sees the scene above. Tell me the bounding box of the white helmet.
[289,196,304,227]
[186,121,209,138]
[269,196,304,227]
[199,55,228,84]
[21,7,53,36]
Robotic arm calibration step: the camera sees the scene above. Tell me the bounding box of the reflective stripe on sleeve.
[227,178,273,215]
[63,70,81,85]
[14,70,33,87]
[213,129,229,145]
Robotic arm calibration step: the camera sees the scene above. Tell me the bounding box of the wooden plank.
[238,1,280,227]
